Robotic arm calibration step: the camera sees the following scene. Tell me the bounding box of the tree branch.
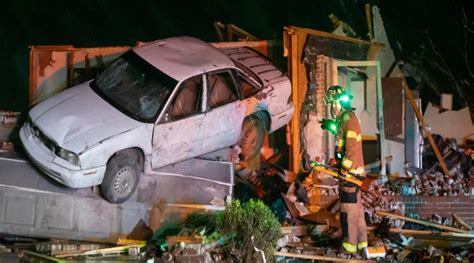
[461,7,474,78]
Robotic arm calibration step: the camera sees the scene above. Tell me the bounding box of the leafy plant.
[216,199,280,262]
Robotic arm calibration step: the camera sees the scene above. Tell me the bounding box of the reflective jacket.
[335,111,365,178]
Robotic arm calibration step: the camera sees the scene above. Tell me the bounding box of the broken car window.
[207,72,238,109]
[92,51,177,123]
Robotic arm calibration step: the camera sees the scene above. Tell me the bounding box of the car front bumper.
[19,124,106,188]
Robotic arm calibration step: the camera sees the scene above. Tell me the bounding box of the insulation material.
[303,113,325,162]
[424,102,474,143]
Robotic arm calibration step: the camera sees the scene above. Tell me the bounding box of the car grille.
[28,118,58,154]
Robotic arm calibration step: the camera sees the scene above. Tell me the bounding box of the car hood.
[30,82,146,153]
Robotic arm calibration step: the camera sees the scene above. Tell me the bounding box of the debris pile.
[381,134,472,196]
[232,152,474,261]
[361,190,405,226]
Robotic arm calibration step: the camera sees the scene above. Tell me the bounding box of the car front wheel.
[101,151,140,204]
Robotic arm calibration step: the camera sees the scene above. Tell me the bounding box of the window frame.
[159,74,205,123]
[205,69,240,110]
[232,68,262,99]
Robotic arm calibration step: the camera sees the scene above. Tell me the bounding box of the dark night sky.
[0,0,472,113]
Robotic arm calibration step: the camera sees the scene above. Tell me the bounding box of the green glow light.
[340,95,349,103]
[330,123,337,132]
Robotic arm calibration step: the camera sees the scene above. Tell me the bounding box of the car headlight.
[56,148,80,166]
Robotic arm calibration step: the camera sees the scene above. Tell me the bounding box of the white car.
[20,36,294,203]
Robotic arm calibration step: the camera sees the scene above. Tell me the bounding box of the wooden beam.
[281,225,308,236]
[286,29,301,173]
[453,214,472,231]
[285,26,384,48]
[274,251,372,262]
[376,211,469,234]
[403,81,450,176]
[367,226,474,239]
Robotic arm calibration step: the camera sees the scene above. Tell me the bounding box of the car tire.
[239,116,265,161]
[101,151,140,204]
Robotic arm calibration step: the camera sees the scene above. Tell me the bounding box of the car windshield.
[91,51,177,123]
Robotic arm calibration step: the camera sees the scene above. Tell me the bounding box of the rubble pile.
[275,226,474,261]
[381,134,473,196]
[367,239,474,262]
[380,170,470,196]
[361,191,405,226]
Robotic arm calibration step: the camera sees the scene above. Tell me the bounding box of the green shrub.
[216,199,280,262]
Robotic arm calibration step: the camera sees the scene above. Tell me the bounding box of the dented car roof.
[133,36,235,81]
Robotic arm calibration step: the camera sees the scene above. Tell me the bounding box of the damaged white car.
[20,36,294,203]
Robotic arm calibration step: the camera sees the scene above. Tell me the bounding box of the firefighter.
[321,85,367,256]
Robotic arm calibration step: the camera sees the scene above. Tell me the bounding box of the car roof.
[133,36,235,81]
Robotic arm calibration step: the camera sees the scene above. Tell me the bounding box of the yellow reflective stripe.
[337,139,344,147]
[358,241,368,250]
[350,167,365,175]
[342,158,353,169]
[342,242,357,253]
[347,130,361,141]
[346,130,357,138]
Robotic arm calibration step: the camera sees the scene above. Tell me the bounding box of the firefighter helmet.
[325,85,352,118]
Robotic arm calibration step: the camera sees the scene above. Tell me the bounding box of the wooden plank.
[387,228,474,239]
[274,251,372,262]
[453,214,472,231]
[367,226,474,239]
[403,81,449,176]
[302,211,340,228]
[82,245,145,255]
[288,30,300,173]
[375,211,469,234]
[285,26,384,48]
[281,226,308,236]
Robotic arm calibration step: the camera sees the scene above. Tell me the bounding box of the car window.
[207,72,238,109]
[233,60,263,87]
[235,72,260,98]
[167,76,203,121]
[92,51,177,123]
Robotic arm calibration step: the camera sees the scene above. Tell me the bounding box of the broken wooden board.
[302,211,340,228]
[453,214,472,231]
[376,211,470,233]
[367,226,474,241]
[281,226,308,236]
[274,251,373,262]
[282,194,301,220]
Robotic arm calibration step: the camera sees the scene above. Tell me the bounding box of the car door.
[151,75,206,168]
[201,70,246,153]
